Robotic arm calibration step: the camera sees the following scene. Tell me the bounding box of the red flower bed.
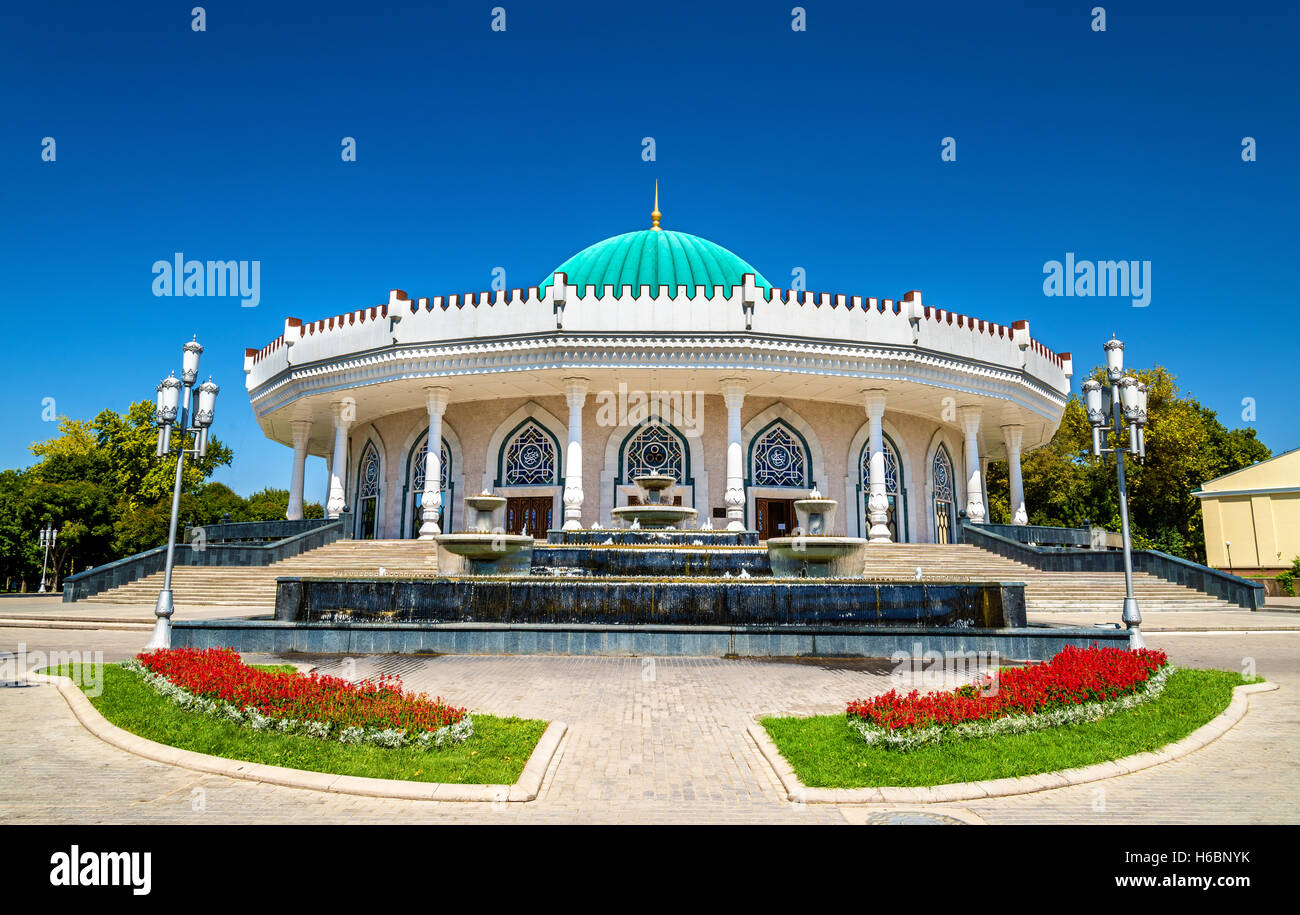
[847,645,1168,732]
[137,647,467,733]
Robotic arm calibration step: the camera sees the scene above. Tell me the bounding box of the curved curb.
[749,680,1278,805]
[27,670,565,803]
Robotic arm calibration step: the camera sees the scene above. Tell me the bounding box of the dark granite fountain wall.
[275,577,1025,628]
[533,546,770,577]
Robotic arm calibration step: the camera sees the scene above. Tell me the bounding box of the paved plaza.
[1,595,1297,824]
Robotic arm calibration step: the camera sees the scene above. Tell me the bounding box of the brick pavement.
[1,623,1295,824]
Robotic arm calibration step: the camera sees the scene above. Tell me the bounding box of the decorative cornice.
[248,333,1068,423]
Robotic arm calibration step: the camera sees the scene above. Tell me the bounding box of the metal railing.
[959,520,1266,610]
[62,514,349,602]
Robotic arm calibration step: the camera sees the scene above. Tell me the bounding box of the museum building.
[243,196,1073,543]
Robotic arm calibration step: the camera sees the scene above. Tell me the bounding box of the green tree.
[985,364,1269,563]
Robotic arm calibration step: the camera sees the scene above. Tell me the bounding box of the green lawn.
[761,668,1249,789]
[48,662,549,785]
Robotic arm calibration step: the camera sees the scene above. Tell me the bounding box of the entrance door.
[755,498,797,540]
[506,496,553,540]
[935,499,953,544]
[357,496,378,540]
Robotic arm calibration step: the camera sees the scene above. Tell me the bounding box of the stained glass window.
[624,422,685,481]
[359,444,380,498]
[933,445,955,544]
[933,446,954,502]
[751,424,807,487]
[503,422,557,485]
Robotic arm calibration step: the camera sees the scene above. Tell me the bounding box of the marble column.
[326,402,352,519]
[863,389,891,542]
[286,420,312,520]
[324,451,333,513]
[958,406,986,524]
[1002,424,1028,526]
[419,387,450,539]
[720,378,747,531]
[562,377,589,531]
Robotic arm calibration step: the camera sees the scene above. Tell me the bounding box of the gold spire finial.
[651,181,661,231]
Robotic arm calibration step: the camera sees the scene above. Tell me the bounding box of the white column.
[324,450,333,512]
[326,401,352,519]
[863,389,891,542]
[419,387,451,539]
[1003,424,1027,526]
[720,378,747,531]
[958,406,986,524]
[286,420,312,520]
[562,377,589,531]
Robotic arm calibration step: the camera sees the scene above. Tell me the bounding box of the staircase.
[82,540,438,608]
[859,543,1236,613]
[83,538,1237,614]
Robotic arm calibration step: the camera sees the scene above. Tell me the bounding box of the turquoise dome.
[540,229,771,298]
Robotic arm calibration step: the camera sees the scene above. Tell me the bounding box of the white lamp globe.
[181,337,204,385]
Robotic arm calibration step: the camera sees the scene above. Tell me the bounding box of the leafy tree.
[0,401,241,588]
[986,364,1269,563]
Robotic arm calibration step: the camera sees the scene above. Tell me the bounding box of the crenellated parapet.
[244,272,1073,421]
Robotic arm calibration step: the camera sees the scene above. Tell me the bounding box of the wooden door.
[756,498,796,540]
[506,496,553,540]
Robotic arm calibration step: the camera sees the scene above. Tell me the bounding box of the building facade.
[244,205,1074,542]
[1196,446,1300,577]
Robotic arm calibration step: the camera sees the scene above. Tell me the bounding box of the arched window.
[355,442,381,540]
[408,435,451,538]
[502,421,558,486]
[623,422,686,482]
[750,422,808,487]
[860,434,905,541]
[932,445,956,544]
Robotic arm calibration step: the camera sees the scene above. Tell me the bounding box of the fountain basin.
[609,473,699,529]
[767,535,868,578]
[435,532,534,575]
[793,498,838,536]
[609,505,699,529]
[463,494,507,533]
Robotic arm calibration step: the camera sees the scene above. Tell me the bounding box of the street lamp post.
[144,337,219,651]
[1082,336,1150,649]
[37,523,57,593]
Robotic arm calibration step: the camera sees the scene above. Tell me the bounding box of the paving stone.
[0,626,1295,823]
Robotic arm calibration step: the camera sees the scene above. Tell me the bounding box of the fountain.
[766,491,868,578]
[434,491,534,575]
[251,492,1040,655]
[609,474,698,530]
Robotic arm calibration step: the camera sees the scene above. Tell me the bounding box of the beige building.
[1196,447,1300,577]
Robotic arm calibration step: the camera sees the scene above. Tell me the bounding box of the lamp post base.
[1121,596,1144,649]
[146,590,174,651]
[144,617,172,651]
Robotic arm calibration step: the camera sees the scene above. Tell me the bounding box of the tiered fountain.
[433,492,533,575]
[609,474,698,529]
[254,490,1054,658]
[766,490,869,578]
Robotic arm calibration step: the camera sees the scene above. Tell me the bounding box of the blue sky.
[1,0,1295,498]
